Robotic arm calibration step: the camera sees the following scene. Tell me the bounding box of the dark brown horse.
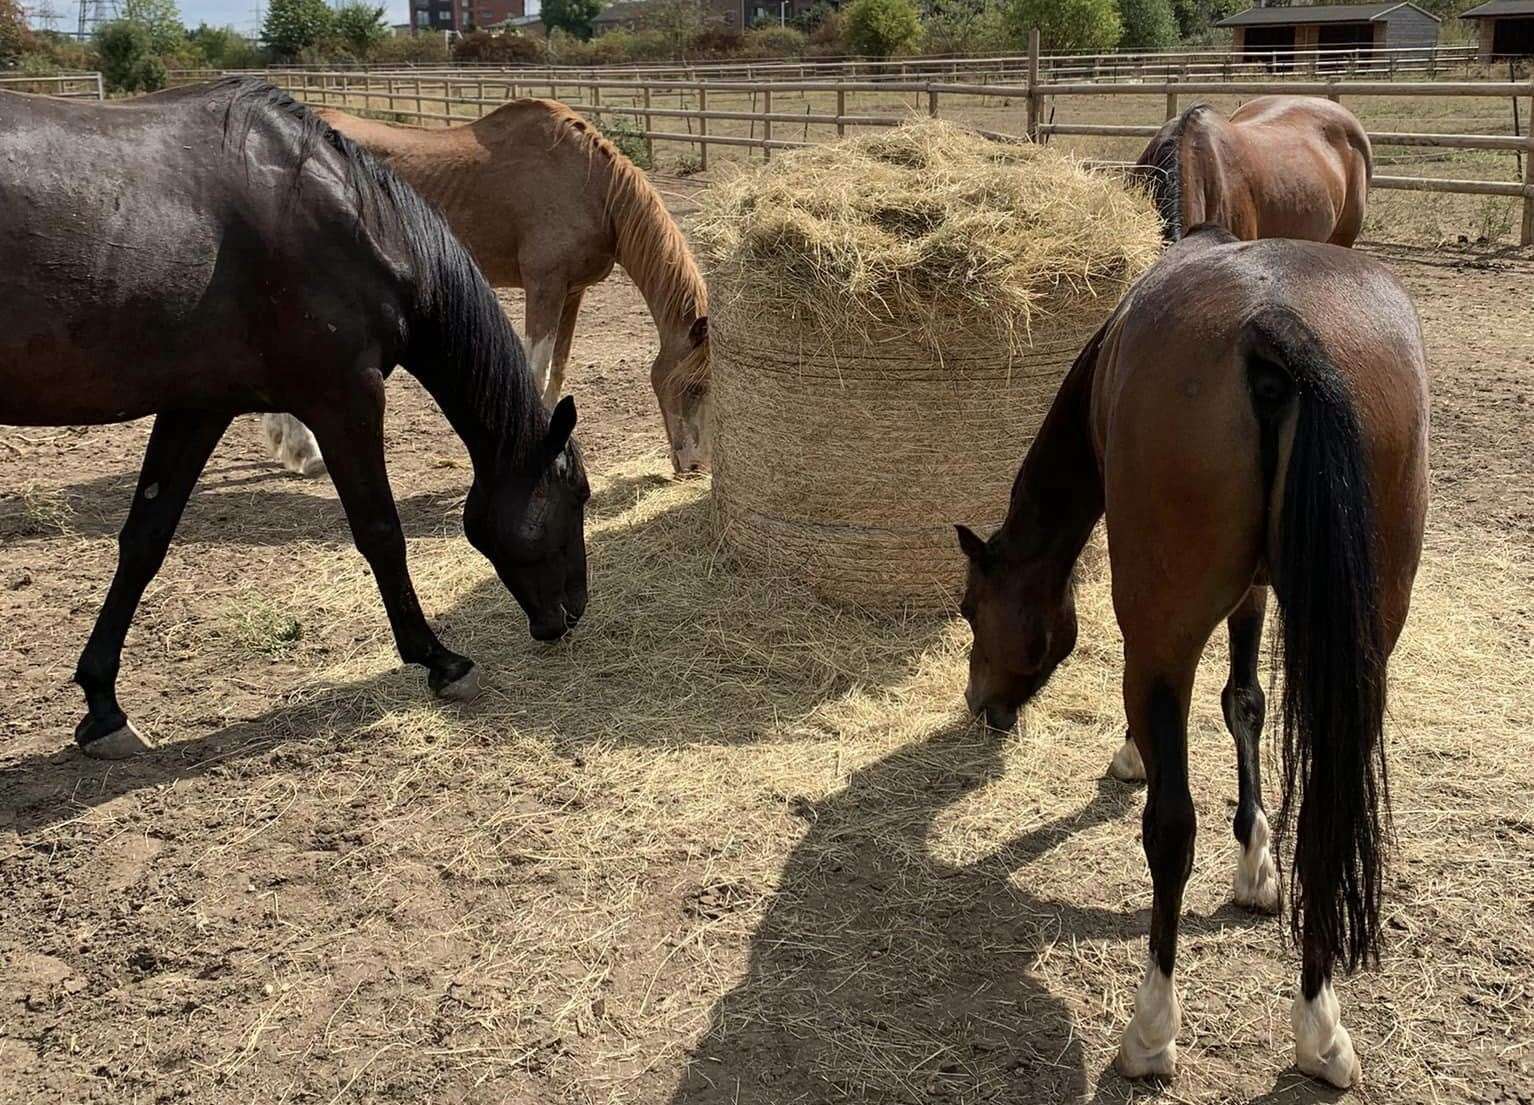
[1134,96,1372,245]
[0,79,589,759]
[956,227,1428,1088]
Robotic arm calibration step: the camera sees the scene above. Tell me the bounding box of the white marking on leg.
[143,482,159,501]
[1293,980,1361,1088]
[1109,738,1147,782]
[528,336,555,403]
[269,415,325,477]
[1233,806,1281,914]
[1116,958,1180,1080]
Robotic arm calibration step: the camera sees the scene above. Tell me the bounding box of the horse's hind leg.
[299,378,477,701]
[74,411,232,758]
[261,413,326,477]
[1224,585,1279,914]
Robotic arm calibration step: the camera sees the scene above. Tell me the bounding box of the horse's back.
[1227,96,1372,244]
[0,81,409,425]
[1095,234,1425,629]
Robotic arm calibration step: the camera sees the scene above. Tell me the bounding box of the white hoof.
[263,414,325,478]
[1233,807,1281,914]
[435,665,481,703]
[1109,738,1147,782]
[1293,982,1362,1089]
[81,721,154,760]
[1116,960,1180,1081]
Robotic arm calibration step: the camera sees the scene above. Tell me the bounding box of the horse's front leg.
[74,411,232,758]
[300,376,478,701]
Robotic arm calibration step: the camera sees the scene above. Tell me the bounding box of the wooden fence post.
[1026,28,1041,142]
[643,84,654,164]
[763,87,773,160]
[1523,86,1534,246]
[837,87,846,137]
[1165,75,1178,121]
[928,84,939,117]
[698,86,709,171]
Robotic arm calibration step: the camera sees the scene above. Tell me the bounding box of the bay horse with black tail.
[0,78,589,760]
[956,226,1427,1087]
[1134,96,1372,245]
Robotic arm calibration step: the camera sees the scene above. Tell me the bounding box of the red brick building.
[410,0,534,33]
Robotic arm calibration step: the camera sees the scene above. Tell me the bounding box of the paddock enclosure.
[0,146,1529,1099]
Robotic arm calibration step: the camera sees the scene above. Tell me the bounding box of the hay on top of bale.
[691,120,1163,353]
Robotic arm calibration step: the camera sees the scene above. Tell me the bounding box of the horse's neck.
[607,166,706,347]
[999,333,1106,574]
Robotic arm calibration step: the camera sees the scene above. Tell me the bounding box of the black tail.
[1246,308,1389,976]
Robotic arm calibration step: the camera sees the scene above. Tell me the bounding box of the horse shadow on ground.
[0,457,466,547]
[0,473,944,829]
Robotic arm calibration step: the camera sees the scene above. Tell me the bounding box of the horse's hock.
[694,121,1162,610]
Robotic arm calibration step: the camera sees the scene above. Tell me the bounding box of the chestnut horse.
[263,98,711,478]
[0,79,589,759]
[1134,96,1372,245]
[956,227,1427,1087]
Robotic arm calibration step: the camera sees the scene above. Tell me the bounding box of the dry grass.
[691,120,1161,352]
[98,450,1520,1103]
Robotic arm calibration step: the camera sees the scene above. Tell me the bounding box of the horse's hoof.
[1116,961,1180,1082]
[434,665,481,703]
[1233,809,1281,915]
[1108,738,1147,782]
[1115,1037,1177,1082]
[1293,985,1362,1089]
[298,455,327,478]
[80,721,154,760]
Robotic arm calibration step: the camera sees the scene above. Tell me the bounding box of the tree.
[641,0,704,57]
[1002,0,1120,52]
[121,0,185,53]
[542,0,604,41]
[842,0,921,58]
[187,23,265,68]
[333,2,387,56]
[1169,0,1239,39]
[262,0,334,59]
[96,19,167,92]
[1118,0,1178,49]
[0,0,33,65]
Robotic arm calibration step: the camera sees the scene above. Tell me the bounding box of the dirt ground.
[1,181,1531,1105]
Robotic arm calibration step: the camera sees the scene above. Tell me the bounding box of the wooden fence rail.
[261,44,1534,245]
[0,73,104,99]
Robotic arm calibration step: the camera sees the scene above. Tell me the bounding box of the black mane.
[1134,103,1212,244]
[214,77,544,468]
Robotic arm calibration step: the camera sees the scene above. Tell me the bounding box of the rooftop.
[1216,3,1440,28]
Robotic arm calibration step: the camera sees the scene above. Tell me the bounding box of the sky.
[29,1,417,36]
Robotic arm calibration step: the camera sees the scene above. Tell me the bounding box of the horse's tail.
[1246,306,1389,977]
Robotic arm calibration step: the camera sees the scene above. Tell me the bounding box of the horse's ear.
[542,396,577,466]
[954,524,988,564]
[689,315,709,346]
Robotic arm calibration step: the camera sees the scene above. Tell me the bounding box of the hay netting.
[692,121,1162,609]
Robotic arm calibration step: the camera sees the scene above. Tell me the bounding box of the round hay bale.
[693,121,1162,611]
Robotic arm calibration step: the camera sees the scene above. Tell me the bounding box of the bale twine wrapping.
[693,122,1162,610]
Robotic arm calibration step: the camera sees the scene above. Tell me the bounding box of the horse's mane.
[1135,103,1213,244]
[541,102,710,378]
[214,77,544,466]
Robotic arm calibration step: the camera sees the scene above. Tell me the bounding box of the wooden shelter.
[1461,1,1534,59]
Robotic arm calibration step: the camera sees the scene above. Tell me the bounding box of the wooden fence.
[244,38,1534,245]
[0,73,103,99]
[170,42,1492,86]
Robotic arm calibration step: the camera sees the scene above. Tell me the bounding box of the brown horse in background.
[265,98,711,476]
[956,227,1428,1088]
[1134,96,1372,245]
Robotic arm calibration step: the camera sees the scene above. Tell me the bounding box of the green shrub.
[96,20,167,92]
[600,114,652,171]
[740,24,808,57]
[452,29,546,63]
[370,31,451,63]
[1001,0,1120,52]
[1118,0,1179,49]
[922,0,1008,55]
[842,0,922,58]
[542,0,604,40]
[187,23,265,68]
[1,0,32,64]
